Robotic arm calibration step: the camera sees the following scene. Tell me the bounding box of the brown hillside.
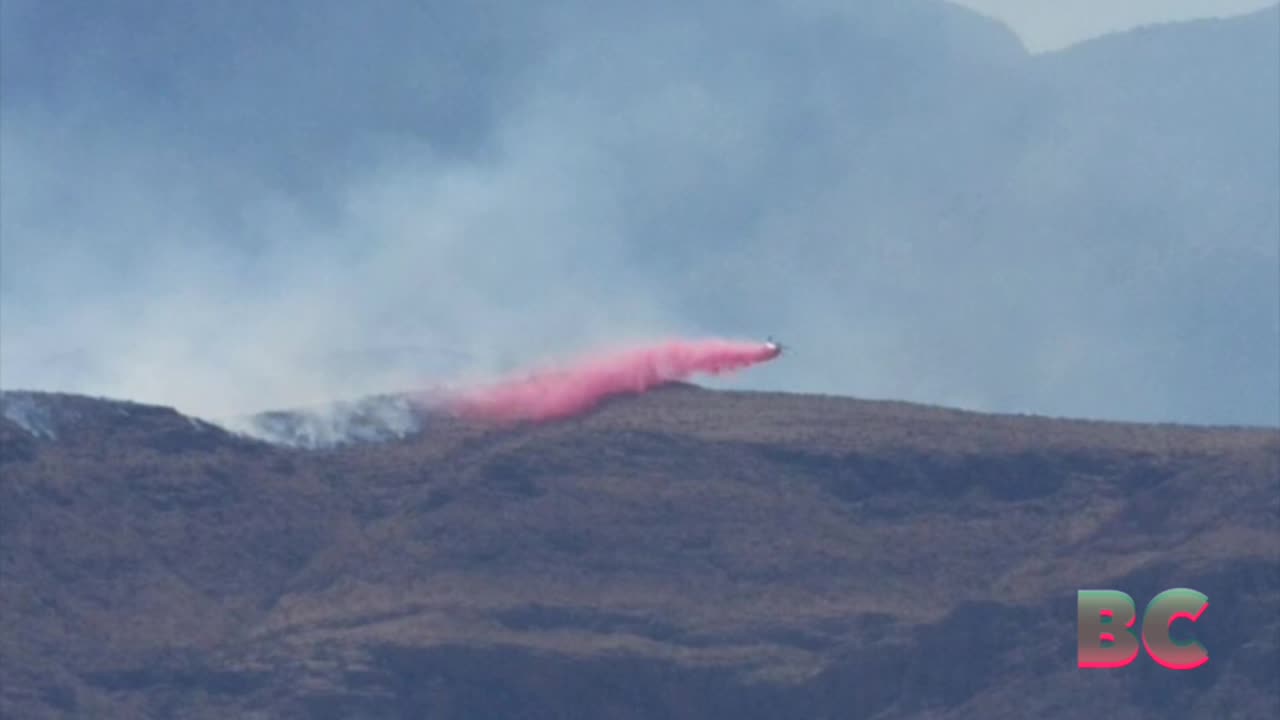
[1,387,1277,719]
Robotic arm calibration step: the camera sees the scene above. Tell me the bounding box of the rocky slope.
[1,387,1276,718]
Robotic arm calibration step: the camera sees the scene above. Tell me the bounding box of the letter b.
[1078,590,1140,668]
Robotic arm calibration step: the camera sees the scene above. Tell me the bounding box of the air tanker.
[763,336,786,359]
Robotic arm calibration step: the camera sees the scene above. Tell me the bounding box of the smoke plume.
[448,338,780,422]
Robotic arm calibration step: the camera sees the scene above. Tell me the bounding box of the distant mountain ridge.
[2,0,1277,425]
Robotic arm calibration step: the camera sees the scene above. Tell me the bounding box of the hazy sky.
[1,0,1276,425]
[952,0,1279,50]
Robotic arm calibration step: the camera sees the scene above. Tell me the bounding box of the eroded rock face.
[2,386,1276,719]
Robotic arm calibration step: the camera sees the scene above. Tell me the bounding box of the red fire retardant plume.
[449,338,780,422]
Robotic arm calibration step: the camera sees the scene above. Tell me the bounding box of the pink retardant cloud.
[448,338,781,423]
